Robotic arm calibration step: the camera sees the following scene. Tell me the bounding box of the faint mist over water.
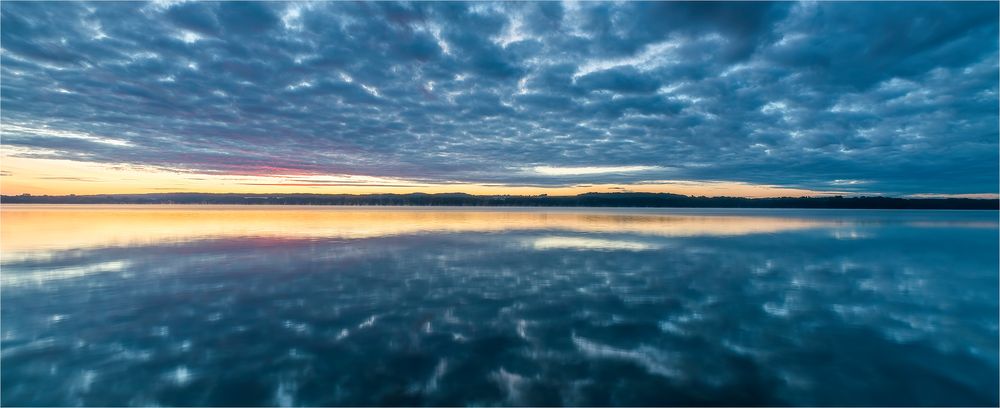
[2,206,997,406]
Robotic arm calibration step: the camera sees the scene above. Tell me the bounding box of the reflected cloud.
[2,260,129,286]
[0,206,996,406]
[832,229,869,240]
[571,333,680,379]
[532,236,659,251]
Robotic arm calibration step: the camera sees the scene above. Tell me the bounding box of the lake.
[1,205,997,406]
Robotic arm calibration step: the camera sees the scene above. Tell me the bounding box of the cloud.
[575,66,661,94]
[0,1,996,195]
[532,166,662,176]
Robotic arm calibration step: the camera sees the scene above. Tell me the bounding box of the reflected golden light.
[1,205,834,256]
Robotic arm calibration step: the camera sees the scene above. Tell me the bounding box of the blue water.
[1,207,997,406]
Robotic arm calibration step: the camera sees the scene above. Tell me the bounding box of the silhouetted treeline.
[2,192,997,209]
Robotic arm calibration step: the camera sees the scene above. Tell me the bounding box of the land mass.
[2,192,997,209]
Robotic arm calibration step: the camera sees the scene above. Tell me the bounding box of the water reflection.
[1,206,997,406]
[1,205,838,256]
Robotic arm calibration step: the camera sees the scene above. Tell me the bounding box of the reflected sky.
[0,205,842,256]
[1,206,997,406]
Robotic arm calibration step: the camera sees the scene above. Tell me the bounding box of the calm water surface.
[1,205,997,406]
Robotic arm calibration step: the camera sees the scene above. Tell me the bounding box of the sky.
[1,1,997,198]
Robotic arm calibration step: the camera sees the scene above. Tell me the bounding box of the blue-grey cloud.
[1,1,997,195]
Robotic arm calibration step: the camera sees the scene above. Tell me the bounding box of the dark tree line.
[3,192,997,209]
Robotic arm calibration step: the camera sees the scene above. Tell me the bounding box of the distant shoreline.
[2,192,997,210]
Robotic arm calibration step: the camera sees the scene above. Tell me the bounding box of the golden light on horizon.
[0,155,836,198]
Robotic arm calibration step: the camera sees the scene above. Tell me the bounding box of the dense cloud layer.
[2,1,997,194]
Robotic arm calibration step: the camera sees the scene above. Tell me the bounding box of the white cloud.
[574,40,680,79]
[531,165,662,176]
[3,123,133,147]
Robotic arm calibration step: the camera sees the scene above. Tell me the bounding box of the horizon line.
[4,191,998,201]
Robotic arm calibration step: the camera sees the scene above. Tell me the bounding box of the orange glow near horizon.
[0,155,847,198]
